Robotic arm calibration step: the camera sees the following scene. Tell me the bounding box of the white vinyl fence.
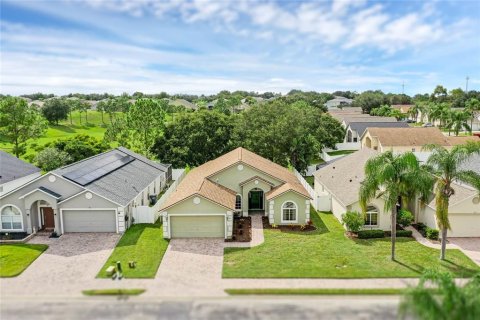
[293,168,318,210]
[132,169,186,224]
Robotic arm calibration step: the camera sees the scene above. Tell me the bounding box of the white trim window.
[365,205,379,227]
[235,194,242,211]
[281,201,297,223]
[1,205,23,230]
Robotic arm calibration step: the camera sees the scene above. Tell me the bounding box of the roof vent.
[333,166,335,169]
[349,179,352,182]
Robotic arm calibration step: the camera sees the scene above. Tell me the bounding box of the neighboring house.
[344,122,409,143]
[328,107,363,122]
[0,147,171,235]
[314,148,391,231]
[361,127,448,152]
[341,116,397,128]
[0,151,41,196]
[391,104,413,114]
[325,96,353,109]
[168,98,197,111]
[160,147,311,239]
[361,127,480,152]
[314,150,480,237]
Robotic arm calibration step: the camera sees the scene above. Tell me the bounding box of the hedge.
[357,229,385,239]
[426,227,439,240]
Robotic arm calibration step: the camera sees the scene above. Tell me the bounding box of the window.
[282,201,297,222]
[1,205,23,230]
[235,195,242,210]
[365,205,378,226]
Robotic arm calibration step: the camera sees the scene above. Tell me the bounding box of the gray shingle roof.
[54,148,169,206]
[459,154,480,175]
[313,148,378,206]
[0,151,40,184]
[348,122,409,137]
[38,186,62,199]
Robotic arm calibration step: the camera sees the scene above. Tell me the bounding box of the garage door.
[63,210,116,232]
[170,215,225,238]
[448,215,480,237]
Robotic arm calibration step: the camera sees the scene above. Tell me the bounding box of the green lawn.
[82,289,145,296]
[225,288,407,295]
[98,221,169,278]
[326,150,356,156]
[0,244,49,277]
[223,210,479,278]
[0,110,108,159]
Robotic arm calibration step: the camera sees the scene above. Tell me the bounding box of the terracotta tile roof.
[366,127,450,147]
[160,148,310,210]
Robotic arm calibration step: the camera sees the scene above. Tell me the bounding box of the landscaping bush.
[426,228,439,240]
[397,209,414,227]
[341,211,364,233]
[396,230,413,237]
[357,229,385,239]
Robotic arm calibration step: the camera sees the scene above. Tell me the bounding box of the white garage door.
[170,215,225,238]
[448,215,480,237]
[63,210,116,232]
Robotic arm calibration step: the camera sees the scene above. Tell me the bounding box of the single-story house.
[340,116,397,128]
[160,147,311,239]
[0,147,171,235]
[344,122,409,143]
[391,104,413,114]
[324,96,353,109]
[361,127,480,152]
[314,150,480,237]
[0,151,41,196]
[314,148,391,231]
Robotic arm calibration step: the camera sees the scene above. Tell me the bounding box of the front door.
[248,190,264,210]
[41,207,55,230]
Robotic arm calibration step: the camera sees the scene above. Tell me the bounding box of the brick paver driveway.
[448,238,480,266]
[0,233,120,296]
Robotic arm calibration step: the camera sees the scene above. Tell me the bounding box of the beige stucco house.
[160,148,311,239]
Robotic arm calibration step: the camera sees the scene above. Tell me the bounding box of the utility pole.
[402,81,405,95]
[466,76,469,93]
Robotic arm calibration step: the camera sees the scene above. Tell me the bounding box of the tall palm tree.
[445,110,471,136]
[360,151,433,260]
[465,98,480,133]
[423,143,480,260]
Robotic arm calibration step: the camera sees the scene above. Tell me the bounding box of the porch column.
[269,200,274,224]
[305,200,310,223]
[53,208,61,235]
[117,207,125,233]
[25,209,33,234]
[226,211,233,239]
[162,212,170,239]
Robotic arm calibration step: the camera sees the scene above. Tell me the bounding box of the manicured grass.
[0,111,108,159]
[225,288,406,295]
[326,150,356,156]
[0,244,48,277]
[82,289,145,296]
[98,221,168,278]
[223,210,479,278]
[304,176,315,187]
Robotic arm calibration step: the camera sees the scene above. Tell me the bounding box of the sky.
[1,0,479,96]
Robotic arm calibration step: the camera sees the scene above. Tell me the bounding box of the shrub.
[341,211,364,233]
[396,230,413,237]
[397,209,414,227]
[426,228,439,240]
[34,147,71,171]
[357,229,385,239]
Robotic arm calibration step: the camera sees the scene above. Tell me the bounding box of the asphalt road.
[0,296,402,320]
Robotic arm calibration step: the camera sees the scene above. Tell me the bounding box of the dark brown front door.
[42,207,55,229]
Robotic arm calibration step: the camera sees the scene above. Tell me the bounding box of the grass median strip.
[225,288,406,295]
[82,289,145,296]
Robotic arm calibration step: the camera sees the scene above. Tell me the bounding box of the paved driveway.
[0,233,121,296]
[448,238,480,266]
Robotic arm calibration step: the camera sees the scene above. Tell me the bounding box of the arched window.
[1,205,23,230]
[365,205,378,226]
[282,201,297,223]
[235,194,242,210]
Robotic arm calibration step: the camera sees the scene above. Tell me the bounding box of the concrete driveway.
[0,233,121,296]
[448,238,480,266]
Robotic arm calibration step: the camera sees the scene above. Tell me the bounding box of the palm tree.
[408,103,423,122]
[360,151,433,260]
[423,143,480,260]
[465,98,480,133]
[399,270,480,320]
[445,110,471,136]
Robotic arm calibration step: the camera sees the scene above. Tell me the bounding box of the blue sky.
[1,0,479,95]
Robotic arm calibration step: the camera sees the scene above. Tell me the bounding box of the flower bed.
[262,216,316,232]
